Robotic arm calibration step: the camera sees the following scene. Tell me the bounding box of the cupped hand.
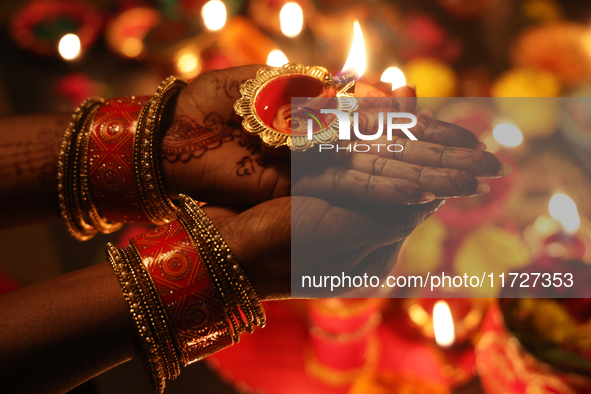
[204,195,444,300]
[161,65,508,207]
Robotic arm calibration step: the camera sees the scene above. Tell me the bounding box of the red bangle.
[131,220,234,365]
[88,96,151,223]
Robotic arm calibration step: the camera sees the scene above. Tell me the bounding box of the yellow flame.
[267,49,289,67]
[492,123,523,147]
[549,193,580,234]
[381,67,406,90]
[202,0,227,31]
[58,34,81,60]
[280,2,304,37]
[175,47,202,79]
[433,301,455,348]
[341,21,366,78]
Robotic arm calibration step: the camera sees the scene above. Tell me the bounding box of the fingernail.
[478,162,513,179]
[497,162,512,177]
[477,141,487,150]
[476,182,490,194]
[407,192,436,205]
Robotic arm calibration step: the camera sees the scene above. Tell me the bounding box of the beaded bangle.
[134,76,187,225]
[181,195,265,326]
[106,243,166,392]
[120,245,181,380]
[57,98,103,241]
[176,195,266,334]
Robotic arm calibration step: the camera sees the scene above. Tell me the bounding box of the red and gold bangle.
[119,245,181,380]
[87,96,151,225]
[130,219,235,365]
[134,76,187,225]
[177,195,266,331]
[57,98,103,241]
[106,243,166,392]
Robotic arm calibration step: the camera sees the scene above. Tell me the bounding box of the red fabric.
[132,220,233,365]
[477,303,591,394]
[89,96,150,223]
[209,301,476,393]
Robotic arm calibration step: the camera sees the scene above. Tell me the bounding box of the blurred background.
[2,0,591,393]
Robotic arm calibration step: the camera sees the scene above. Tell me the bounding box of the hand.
[204,196,444,299]
[161,65,507,206]
[161,65,292,206]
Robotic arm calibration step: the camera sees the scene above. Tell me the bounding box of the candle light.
[175,46,202,79]
[339,21,366,80]
[492,123,524,148]
[280,2,304,38]
[58,33,81,61]
[202,0,227,31]
[548,193,581,235]
[381,67,407,91]
[266,49,289,67]
[433,301,455,348]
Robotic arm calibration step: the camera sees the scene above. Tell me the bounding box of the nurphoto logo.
[305,109,418,152]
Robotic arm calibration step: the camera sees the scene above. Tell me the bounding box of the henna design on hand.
[0,120,63,185]
[161,113,254,163]
[236,156,270,176]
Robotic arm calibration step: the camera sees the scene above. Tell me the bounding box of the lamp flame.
[381,67,406,90]
[267,49,288,67]
[58,34,81,60]
[340,21,366,79]
[549,193,580,234]
[433,300,455,348]
[202,0,227,31]
[493,123,523,147]
[280,2,304,37]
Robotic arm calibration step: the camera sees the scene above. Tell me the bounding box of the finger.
[342,153,491,198]
[355,110,479,149]
[292,167,435,205]
[363,138,503,177]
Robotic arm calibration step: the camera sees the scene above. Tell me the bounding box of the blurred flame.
[175,47,202,79]
[433,301,455,348]
[280,2,304,37]
[381,67,406,90]
[121,38,143,58]
[493,123,523,147]
[408,304,429,326]
[267,49,288,67]
[58,34,81,60]
[202,0,227,31]
[549,193,581,234]
[341,21,366,79]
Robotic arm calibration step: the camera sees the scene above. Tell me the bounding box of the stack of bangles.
[57,77,266,392]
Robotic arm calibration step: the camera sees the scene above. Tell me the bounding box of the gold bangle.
[124,243,183,378]
[175,210,244,343]
[57,98,103,241]
[134,76,187,225]
[177,195,266,334]
[180,195,265,328]
[79,102,123,234]
[106,243,166,392]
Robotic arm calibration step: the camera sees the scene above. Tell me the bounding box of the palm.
[161,65,505,208]
[205,196,439,299]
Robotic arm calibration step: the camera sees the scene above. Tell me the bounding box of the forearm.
[0,113,70,229]
[0,261,137,393]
